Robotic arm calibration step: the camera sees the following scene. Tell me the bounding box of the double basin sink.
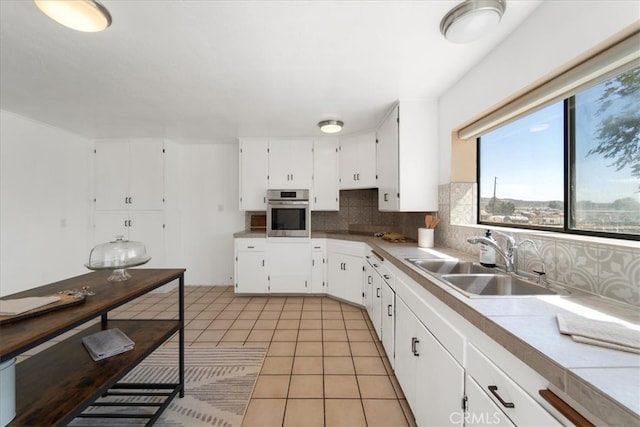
[407,259,563,298]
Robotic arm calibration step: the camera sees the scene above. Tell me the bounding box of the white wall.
[438,1,640,184]
[176,143,245,286]
[0,110,92,296]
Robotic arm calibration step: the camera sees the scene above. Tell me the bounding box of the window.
[478,66,639,239]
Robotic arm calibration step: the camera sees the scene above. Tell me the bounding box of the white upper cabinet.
[268,139,313,190]
[339,131,376,189]
[376,100,439,211]
[239,138,268,211]
[312,138,339,211]
[94,139,164,211]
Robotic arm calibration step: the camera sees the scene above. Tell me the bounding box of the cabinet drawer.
[235,238,266,251]
[467,344,561,426]
[327,240,364,257]
[311,239,326,252]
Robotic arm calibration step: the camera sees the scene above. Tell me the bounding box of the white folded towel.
[556,313,640,354]
[0,296,61,316]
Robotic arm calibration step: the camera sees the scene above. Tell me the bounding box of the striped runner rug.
[68,346,266,427]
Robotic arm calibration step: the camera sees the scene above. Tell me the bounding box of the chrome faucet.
[467,231,517,272]
[467,232,547,282]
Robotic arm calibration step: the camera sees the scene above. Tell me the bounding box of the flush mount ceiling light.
[34,0,112,32]
[318,120,344,134]
[440,0,506,44]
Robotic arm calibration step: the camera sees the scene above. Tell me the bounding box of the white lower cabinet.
[381,281,395,368]
[466,344,562,427]
[465,375,515,426]
[327,241,364,305]
[310,240,326,293]
[395,296,465,427]
[266,241,311,293]
[234,239,267,294]
[93,211,165,268]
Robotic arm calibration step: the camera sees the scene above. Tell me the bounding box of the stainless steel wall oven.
[266,189,310,237]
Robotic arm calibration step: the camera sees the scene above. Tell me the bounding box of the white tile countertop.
[366,237,640,426]
[234,231,640,425]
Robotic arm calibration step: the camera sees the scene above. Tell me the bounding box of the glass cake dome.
[85,236,151,281]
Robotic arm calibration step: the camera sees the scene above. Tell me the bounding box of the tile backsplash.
[438,183,640,307]
[311,189,431,242]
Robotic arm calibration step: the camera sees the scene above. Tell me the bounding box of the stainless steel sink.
[441,274,558,297]
[407,258,563,298]
[408,259,495,275]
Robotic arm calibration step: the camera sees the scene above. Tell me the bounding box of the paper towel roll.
[418,228,434,248]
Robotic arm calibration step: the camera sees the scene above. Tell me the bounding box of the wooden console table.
[0,268,185,426]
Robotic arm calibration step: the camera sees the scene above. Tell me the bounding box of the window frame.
[476,94,638,241]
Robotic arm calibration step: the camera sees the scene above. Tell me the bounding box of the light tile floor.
[24,285,417,427]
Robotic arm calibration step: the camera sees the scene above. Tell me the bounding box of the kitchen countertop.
[234,231,640,425]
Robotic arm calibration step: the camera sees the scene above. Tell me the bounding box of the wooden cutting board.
[0,293,86,325]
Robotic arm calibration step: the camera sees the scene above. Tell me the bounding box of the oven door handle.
[268,200,309,205]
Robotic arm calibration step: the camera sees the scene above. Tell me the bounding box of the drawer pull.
[539,389,594,427]
[387,304,393,317]
[488,385,515,408]
[411,337,419,356]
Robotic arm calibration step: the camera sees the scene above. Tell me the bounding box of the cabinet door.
[129,140,164,210]
[128,212,165,268]
[381,281,395,367]
[339,132,376,189]
[94,140,130,210]
[93,211,128,244]
[311,251,325,293]
[413,316,465,427]
[394,297,418,409]
[377,106,399,211]
[93,211,164,268]
[327,253,363,305]
[268,139,313,189]
[465,376,515,427]
[266,242,311,293]
[371,271,382,339]
[236,251,267,294]
[239,138,268,211]
[312,139,339,211]
[364,261,374,322]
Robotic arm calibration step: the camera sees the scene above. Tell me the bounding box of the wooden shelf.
[10,320,181,426]
[0,268,185,426]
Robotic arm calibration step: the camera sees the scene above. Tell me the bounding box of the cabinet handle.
[539,389,594,427]
[353,173,357,181]
[291,174,294,181]
[488,385,515,409]
[368,275,373,284]
[356,173,360,180]
[305,280,308,288]
[129,197,133,204]
[411,337,420,356]
[376,288,380,298]
[262,260,265,267]
[373,263,379,268]
[383,274,390,280]
[263,196,266,203]
[384,193,389,201]
[387,304,393,317]
[247,246,255,248]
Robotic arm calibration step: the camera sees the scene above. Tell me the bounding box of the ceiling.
[0,1,542,142]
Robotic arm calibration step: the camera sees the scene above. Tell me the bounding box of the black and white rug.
[69,346,266,427]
